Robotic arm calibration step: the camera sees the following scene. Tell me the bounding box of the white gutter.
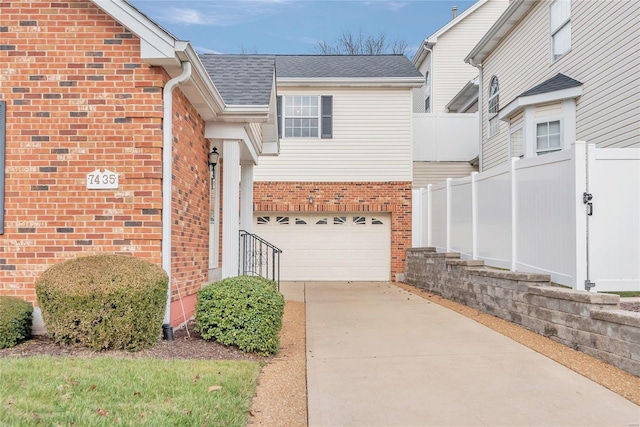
[276,77,423,88]
[162,61,192,334]
[468,58,483,171]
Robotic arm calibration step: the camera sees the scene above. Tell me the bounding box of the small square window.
[333,216,346,225]
[536,120,562,155]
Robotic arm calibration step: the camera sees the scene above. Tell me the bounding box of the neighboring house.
[0,0,278,331]
[414,0,639,291]
[225,55,423,282]
[411,0,509,189]
[466,0,639,171]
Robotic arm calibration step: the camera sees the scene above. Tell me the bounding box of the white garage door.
[254,213,391,281]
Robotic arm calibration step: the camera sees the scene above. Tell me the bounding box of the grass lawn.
[0,356,261,426]
[603,291,640,298]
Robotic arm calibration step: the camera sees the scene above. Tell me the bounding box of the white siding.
[481,0,640,171]
[413,161,477,189]
[254,87,413,182]
[510,111,524,127]
[431,0,510,112]
[534,102,562,118]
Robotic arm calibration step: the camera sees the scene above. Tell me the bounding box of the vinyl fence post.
[573,141,588,290]
[427,184,433,247]
[412,189,421,247]
[510,158,519,272]
[471,171,478,260]
[446,178,452,252]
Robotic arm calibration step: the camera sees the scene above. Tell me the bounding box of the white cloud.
[149,1,292,27]
[362,1,409,12]
[195,46,224,54]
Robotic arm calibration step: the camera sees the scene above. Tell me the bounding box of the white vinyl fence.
[412,142,640,292]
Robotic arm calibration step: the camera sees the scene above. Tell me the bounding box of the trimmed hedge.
[35,255,168,351]
[0,296,33,349]
[196,276,285,356]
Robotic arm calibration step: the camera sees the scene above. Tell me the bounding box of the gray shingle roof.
[199,54,422,105]
[519,73,583,97]
[199,55,275,106]
[275,55,423,79]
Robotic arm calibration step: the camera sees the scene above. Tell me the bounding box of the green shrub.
[0,296,33,349]
[196,276,284,356]
[35,255,168,351]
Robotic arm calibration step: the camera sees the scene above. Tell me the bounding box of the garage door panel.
[254,213,391,281]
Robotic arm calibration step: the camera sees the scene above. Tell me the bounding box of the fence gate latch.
[583,192,593,216]
[585,280,596,291]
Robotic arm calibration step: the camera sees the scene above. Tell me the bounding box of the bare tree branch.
[315,30,407,56]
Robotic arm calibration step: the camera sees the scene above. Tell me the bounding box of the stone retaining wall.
[405,248,640,377]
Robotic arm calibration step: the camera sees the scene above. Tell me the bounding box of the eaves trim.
[465,0,538,66]
[277,77,424,88]
[499,86,583,121]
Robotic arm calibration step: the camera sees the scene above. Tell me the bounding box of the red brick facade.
[253,181,412,278]
[0,1,210,320]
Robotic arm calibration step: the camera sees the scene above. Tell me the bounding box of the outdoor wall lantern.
[208,147,219,174]
[309,195,314,204]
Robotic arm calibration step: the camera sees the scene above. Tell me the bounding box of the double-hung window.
[536,120,562,155]
[488,76,499,137]
[550,0,571,60]
[424,72,431,113]
[277,95,333,139]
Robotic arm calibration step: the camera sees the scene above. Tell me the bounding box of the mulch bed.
[619,302,640,312]
[0,320,267,361]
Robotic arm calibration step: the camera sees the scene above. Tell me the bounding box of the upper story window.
[424,72,431,113]
[550,0,571,60]
[277,95,333,139]
[488,76,499,137]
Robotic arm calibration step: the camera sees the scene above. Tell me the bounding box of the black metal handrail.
[239,230,282,289]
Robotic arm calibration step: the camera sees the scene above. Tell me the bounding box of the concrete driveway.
[291,281,640,427]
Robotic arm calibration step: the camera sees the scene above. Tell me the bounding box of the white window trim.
[488,76,499,138]
[534,115,563,156]
[550,0,571,62]
[283,95,320,139]
[518,103,576,158]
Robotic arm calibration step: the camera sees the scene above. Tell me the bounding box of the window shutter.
[0,101,5,234]
[276,95,282,139]
[321,95,332,139]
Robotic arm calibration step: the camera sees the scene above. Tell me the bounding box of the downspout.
[469,58,483,171]
[161,61,192,339]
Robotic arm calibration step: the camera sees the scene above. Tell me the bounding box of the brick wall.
[0,1,209,309]
[170,90,209,299]
[253,181,412,278]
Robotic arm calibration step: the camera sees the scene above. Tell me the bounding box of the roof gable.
[519,73,583,97]
[466,0,538,65]
[200,55,275,106]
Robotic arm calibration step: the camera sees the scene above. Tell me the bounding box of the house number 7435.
[86,169,119,189]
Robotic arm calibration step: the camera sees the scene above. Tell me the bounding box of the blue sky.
[129,0,477,58]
